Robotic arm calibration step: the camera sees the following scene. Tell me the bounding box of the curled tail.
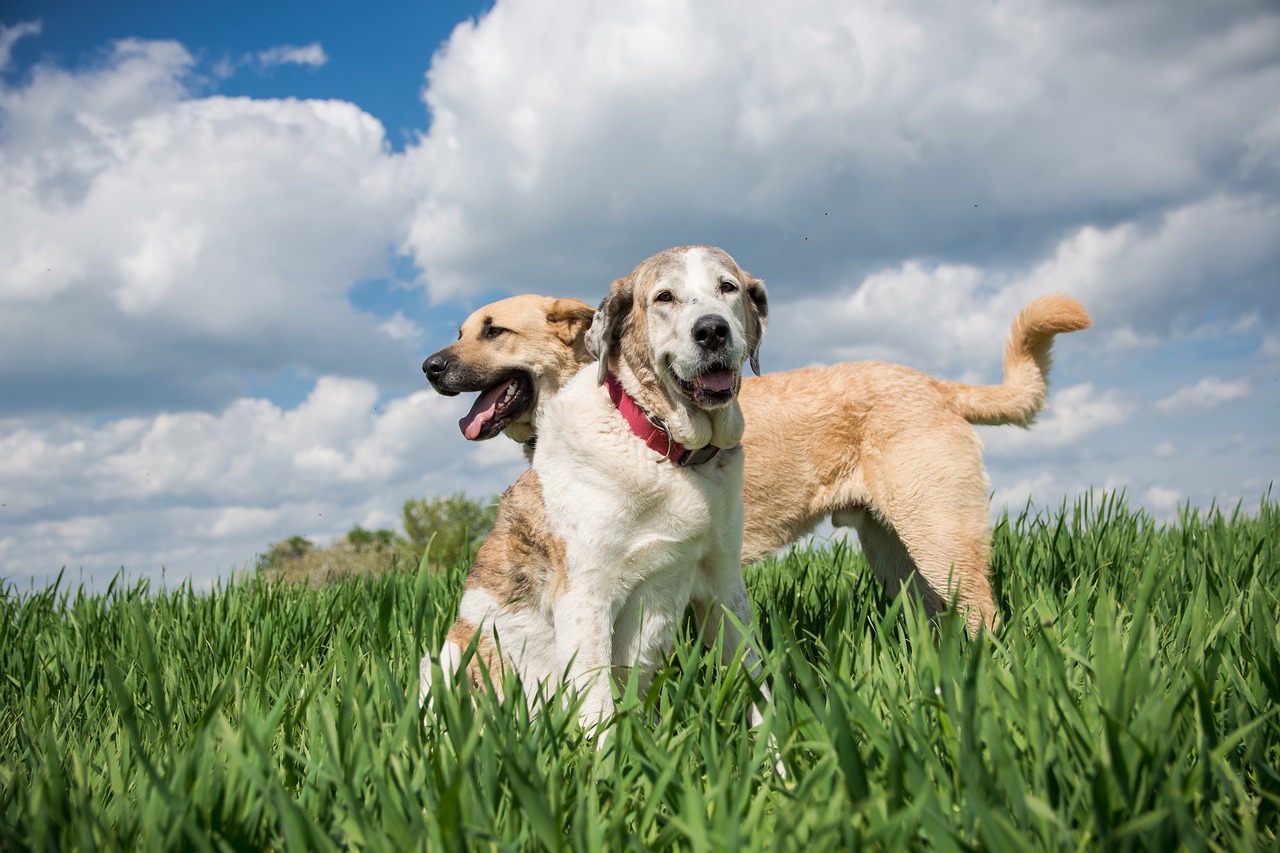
[941,294,1092,427]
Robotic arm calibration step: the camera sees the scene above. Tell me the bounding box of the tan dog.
[421,247,775,742]
[423,296,596,447]
[424,287,1091,635]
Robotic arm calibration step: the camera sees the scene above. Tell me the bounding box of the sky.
[2,0,1278,592]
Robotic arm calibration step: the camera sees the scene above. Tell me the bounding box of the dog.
[424,282,1091,635]
[421,246,774,737]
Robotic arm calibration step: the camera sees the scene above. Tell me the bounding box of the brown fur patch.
[463,469,567,609]
[445,618,504,692]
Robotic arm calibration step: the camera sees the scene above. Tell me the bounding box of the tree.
[254,535,313,574]
[345,525,398,551]
[402,492,498,568]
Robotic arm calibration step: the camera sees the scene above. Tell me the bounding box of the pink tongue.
[699,370,735,392]
[459,382,509,440]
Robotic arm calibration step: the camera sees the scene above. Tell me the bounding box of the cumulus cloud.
[0,36,421,415]
[0,19,41,69]
[400,0,1280,316]
[990,471,1065,515]
[0,377,525,587]
[257,43,328,69]
[766,260,1005,372]
[979,383,1137,457]
[379,311,425,345]
[1155,377,1253,413]
[1143,485,1183,513]
[3,1,1279,590]
[1241,103,1280,179]
[763,190,1279,375]
[1026,196,1280,336]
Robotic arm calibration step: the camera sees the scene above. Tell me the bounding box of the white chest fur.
[534,367,745,702]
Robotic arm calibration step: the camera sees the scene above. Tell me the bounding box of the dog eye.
[654,291,674,304]
[485,325,508,339]
[719,280,738,295]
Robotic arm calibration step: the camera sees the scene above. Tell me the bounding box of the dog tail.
[939,294,1092,427]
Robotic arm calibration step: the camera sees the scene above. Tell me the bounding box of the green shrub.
[256,494,497,586]
[345,525,398,551]
[402,492,498,567]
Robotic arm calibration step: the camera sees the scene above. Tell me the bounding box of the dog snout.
[691,315,732,351]
[422,351,458,394]
[422,351,450,377]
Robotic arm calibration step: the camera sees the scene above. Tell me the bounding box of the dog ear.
[546,298,595,348]
[743,276,769,376]
[588,278,633,385]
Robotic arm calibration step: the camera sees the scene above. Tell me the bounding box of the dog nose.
[692,315,731,351]
[422,352,450,379]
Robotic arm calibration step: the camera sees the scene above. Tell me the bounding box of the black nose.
[422,352,450,379]
[692,315,731,351]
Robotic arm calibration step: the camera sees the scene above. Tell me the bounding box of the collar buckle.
[675,444,720,467]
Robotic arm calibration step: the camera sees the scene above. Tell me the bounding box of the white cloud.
[379,311,425,344]
[982,383,1137,457]
[0,19,41,70]
[0,37,421,413]
[1012,195,1280,341]
[1155,377,1253,414]
[0,377,526,588]
[1104,326,1162,351]
[1241,103,1280,178]
[401,0,1280,310]
[3,2,1279,590]
[760,196,1280,373]
[257,43,329,69]
[1143,485,1183,513]
[767,260,1010,371]
[991,471,1063,514]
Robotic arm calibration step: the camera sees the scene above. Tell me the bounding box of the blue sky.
[2,0,1278,590]
[1,0,489,149]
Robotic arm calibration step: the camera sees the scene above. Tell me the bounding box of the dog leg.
[693,578,786,776]
[851,425,999,636]
[418,638,463,709]
[553,588,617,732]
[418,652,434,709]
[857,507,995,636]
[703,584,771,718]
[902,521,996,636]
[845,510,944,611]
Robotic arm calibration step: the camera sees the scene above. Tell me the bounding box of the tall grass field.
[3,494,1278,850]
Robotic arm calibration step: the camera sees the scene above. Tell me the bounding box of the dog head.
[590,246,768,450]
[422,295,595,444]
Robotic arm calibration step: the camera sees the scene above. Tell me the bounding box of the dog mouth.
[669,366,738,408]
[458,372,535,440]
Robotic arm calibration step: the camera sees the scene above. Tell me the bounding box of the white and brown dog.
[424,281,1091,635]
[421,246,772,734]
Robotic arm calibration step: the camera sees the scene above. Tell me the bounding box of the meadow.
[2,493,1277,850]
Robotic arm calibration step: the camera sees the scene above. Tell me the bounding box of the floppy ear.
[588,278,633,385]
[546,298,595,348]
[743,276,769,376]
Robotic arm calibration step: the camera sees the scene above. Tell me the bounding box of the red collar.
[605,371,721,467]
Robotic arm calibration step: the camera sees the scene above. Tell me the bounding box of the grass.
[2,492,1277,850]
